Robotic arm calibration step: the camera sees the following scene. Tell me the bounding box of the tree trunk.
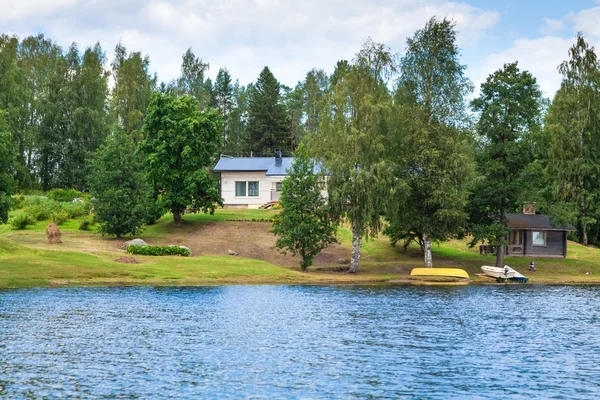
[583,227,588,246]
[423,233,432,267]
[349,221,362,273]
[173,210,182,222]
[495,244,505,268]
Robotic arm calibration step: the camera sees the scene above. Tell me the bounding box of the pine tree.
[247,67,289,155]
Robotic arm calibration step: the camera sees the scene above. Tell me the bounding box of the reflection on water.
[1,285,599,398]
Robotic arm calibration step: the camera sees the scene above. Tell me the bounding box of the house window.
[248,181,259,197]
[532,231,546,246]
[275,182,283,192]
[235,181,247,197]
[235,181,259,197]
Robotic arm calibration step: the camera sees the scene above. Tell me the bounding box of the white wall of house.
[220,172,284,207]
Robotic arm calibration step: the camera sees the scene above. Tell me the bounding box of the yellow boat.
[410,268,470,279]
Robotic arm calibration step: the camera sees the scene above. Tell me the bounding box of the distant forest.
[2,17,600,249]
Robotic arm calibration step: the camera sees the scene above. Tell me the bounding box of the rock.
[124,238,148,248]
[179,246,192,256]
[228,249,239,256]
[338,258,349,264]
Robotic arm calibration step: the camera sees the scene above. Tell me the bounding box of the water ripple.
[1,285,599,398]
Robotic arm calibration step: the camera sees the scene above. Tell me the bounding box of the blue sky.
[1,0,599,98]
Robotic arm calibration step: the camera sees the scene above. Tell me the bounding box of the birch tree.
[309,39,397,273]
[390,17,474,267]
[547,34,600,246]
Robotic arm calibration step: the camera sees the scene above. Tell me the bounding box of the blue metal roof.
[213,157,322,176]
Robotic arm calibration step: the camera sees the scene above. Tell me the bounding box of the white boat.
[481,265,516,279]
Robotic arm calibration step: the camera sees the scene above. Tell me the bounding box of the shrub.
[24,199,61,221]
[12,194,25,209]
[62,202,88,219]
[51,210,70,225]
[47,188,85,202]
[78,216,94,231]
[10,212,35,230]
[127,245,191,257]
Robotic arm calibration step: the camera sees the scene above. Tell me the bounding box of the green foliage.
[9,212,34,230]
[387,17,475,266]
[141,93,223,222]
[110,42,156,142]
[24,199,60,221]
[78,216,94,231]
[248,67,290,155]
[12,194,25,209]
[271,144,337,271]
[61,202,88,219]
[309,39,397,273]
[0,112,15,223]
[469,62,544,265]
[47,188,85,202]
[51,210,69,225]
[547,34,600,245]
[90,132,152,237]
[126,245,191,257]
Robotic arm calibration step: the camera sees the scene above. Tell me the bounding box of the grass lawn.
[2,208,600,288]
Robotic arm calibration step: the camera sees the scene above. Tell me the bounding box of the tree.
[89,132,151,237]
[141,93,223,222]
[271,144,337,270]
[226,81,251,156]
[110,42,156,142]
[547,34,600,246]
[247,67,289,155]
[309,39,397,273]
[386,17,475,267]
[175,48,211,108]
[470,62,544,267]
[0,111,15,223]
[304,69,328,134]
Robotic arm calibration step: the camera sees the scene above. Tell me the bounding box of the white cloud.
[0,0,500,87]
[472,36,573,98]
[541,18,565,36]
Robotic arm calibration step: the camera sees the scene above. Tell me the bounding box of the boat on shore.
[410,268,470,279]
[481,265,516,279]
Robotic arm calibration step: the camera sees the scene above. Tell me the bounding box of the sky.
[1,0,599,98]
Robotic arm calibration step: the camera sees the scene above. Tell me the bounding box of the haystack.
[45,223,62,244]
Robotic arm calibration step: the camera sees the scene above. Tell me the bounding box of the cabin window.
[275,182,283,192]
[509,230,522,245]
[532,231,546,246]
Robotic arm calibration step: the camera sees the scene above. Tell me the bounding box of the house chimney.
[523,202,536,215]
[275,149,282,166]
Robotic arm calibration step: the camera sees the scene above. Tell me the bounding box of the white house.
[213,152,325,208]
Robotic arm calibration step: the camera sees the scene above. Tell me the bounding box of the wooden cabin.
[481,203,576,258]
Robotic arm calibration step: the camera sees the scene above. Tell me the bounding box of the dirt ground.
[155,221,350,267]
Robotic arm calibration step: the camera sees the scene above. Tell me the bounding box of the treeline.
[2,18,600,267]
[0,34,323,193]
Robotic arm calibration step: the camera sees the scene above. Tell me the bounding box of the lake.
[1,285,599,399]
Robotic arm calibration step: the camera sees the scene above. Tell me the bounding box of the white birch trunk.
[349,221,362,273]
[423,233,432,267]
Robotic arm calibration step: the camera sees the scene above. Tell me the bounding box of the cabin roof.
[213,156,322,176]
[506,213,576,231]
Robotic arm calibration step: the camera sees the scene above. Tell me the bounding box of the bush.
[11,194,25,209]
[127,245,191,257]
[47,188,85,202]
[62,202,88,219]
[24,199,62,221]
[10,212,35,230]
[78,216,94,231]
[51,210,70,225]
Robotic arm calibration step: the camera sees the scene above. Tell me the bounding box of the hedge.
[127,245,191,257]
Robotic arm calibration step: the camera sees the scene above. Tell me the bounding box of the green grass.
[2,207,600,287]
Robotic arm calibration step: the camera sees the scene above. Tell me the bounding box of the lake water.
[1,285,599,399]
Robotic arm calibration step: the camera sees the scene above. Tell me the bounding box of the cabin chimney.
[523,202,536,215]
[275,149,282,166]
